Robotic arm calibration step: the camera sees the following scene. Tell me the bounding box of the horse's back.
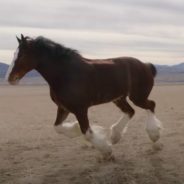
[89,56,155,84]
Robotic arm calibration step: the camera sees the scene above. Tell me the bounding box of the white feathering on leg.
[85,128,112,158]
[146,110,162,142]
[110,114,130,144]
[55,121,82,138]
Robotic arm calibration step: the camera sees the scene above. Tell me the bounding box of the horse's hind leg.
[130,92,162,143]
[54,106,81,138]
[110,97,135,144]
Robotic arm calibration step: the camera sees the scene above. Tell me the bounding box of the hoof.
[97,153,115,163]
[148,131,160,143]
[111,132,121,145]
[104,153,115,162]
[98,142,113,159]
[152,142,164,151]
[147,128,160,142]
[110,125,121,144]
[146,112,162,143]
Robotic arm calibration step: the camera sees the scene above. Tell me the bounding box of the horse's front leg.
[74,108,112,159]
[54,107,69,126]
[54,107,81,138]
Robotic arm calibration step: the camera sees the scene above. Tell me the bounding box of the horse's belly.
[91,90,125,105]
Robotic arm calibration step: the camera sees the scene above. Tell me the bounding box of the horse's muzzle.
[8,75,20,85]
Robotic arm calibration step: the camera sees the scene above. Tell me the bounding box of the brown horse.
[7,34,162,159]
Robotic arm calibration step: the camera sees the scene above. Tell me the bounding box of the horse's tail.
[147,63,157,78]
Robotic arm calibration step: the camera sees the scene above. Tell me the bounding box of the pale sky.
[0,0,184,65]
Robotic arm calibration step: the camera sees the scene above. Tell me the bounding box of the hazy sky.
[0,0,184,65]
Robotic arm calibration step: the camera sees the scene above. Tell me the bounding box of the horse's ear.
[21,34,25,40]
[16,36,21,44]
[20,34,27,46]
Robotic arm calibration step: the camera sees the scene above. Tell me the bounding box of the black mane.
[34,36,81,59]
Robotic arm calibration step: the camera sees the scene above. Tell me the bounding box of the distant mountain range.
[0,62,184,84]
[155,63,184,84]
[0,62,40,78]
[0,63,8,78]
[156,63,184,74]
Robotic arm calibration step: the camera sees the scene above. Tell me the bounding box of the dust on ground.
[0,85,184,184]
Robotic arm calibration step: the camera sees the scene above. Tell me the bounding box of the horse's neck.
[35,57,88,89]
[36,62,61,87]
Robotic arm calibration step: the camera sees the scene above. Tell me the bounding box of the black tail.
[147,63,157,77]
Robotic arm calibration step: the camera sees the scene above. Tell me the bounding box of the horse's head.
[6,34,37,85]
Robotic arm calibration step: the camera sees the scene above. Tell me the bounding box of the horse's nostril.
[13,75,19,81]
[9,75,20,85]
[9,74,19,83]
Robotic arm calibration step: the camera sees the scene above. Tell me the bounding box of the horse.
[6,34,162,159]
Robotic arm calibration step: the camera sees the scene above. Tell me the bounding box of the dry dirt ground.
[0,85,184,184]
